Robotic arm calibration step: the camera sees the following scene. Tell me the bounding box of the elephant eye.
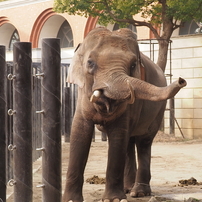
[131,64,136,69]
[87,59,96,74]
[130,62,136,76]
[88,59,94,67]
[131,62,136,70]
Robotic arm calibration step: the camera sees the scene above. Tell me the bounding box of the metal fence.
[5,61,77,183]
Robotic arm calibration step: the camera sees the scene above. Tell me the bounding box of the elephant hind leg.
[124,139,137,194]
[130,183,151,197]
[129,134,154,198]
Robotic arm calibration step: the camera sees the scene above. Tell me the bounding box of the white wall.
[139,34,202,139]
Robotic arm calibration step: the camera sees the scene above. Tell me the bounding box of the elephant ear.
[67,28,109,88]
[67,43,85,88]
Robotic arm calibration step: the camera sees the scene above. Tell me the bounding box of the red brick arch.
[84,16,99,38]
[0,16,10,26]
[30,8,56,48]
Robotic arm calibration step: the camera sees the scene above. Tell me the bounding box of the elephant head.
[67,27,186,115]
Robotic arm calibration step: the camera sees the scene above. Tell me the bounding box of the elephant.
[63,27,186,202]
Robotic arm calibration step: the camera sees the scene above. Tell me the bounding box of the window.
[179,20,202,35]
[57,21,73,48]
[9,29,20,50]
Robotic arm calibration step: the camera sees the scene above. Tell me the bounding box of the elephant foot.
[103,199,128,202]
[63,194,83,202]
[103,190,127,202]
[130,183,151,197]
[124,184,133,194]
[124,188,130,194]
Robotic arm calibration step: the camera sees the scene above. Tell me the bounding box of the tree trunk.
[157,40,169,72]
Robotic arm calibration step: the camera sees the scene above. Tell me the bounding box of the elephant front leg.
[130,136,153,198]
[124,140,137,194]
[63,113,94,202]
[103,120,129,201]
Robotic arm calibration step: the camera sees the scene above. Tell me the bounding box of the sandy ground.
[7,133,202,202]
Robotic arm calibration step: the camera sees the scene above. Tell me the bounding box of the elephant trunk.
[91,76,186,103]
[127,77,186,102]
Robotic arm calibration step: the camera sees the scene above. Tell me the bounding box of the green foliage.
[167,0,202,22]
[53,0,202,71]
[53,0,202,28]
[54,0,158,26]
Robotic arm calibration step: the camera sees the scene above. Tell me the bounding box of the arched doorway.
[57,20,73,48]
[0,23,20,50]
[30,8,74,48]
[9,29,20,51]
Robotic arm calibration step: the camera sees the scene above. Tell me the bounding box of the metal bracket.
[8,144,17,151]
[8,109,16,116]
[36,110,44,114]
[36,147,45,152]
[7,74,16,80]
[8,179,16,186]
[35,73,44,77]
[36,184,45,188]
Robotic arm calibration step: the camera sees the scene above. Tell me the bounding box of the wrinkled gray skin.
[63,27,186,202]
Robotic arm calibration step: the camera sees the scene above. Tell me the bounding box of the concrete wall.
[168,35,202,139]
[139,35,202,139]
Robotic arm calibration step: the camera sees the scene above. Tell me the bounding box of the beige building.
[0,0,202,138]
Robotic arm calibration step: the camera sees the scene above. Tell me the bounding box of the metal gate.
[5,62,76,183]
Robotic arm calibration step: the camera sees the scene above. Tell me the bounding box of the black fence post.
[41,38,61,202]
[13,42,33,202]
[0,46,6,202]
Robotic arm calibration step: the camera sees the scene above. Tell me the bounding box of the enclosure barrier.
[1,38,179,202]
[36,38,62,202]
[10,42,33,202]
[0,39,62,202]
[64,86,71,142]
[0,46,6,202]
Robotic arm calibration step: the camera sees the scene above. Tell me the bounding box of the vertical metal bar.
[7,63,14,182]
[41,38,61,202]
[13,42,33,202]
[64,87,71,142]
[70,83,74,125]
[152,42,154,61]
[169,41,172,84]
[61,65,65,138]
[169,41,175,134]
[34,64,42,160]
[169,98,175,134]
[149,39,152,59]
[33,68,36,161]
[102,132,107,141]
[0,45,6,202]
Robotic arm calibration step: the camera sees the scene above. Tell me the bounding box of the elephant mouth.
[91,91,124,115]
[91,79,135,106]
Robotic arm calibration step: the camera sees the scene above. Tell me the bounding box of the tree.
[54,0,202,72]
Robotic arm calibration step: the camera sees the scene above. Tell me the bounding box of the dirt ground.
[7,132,202,202]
